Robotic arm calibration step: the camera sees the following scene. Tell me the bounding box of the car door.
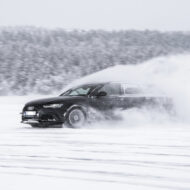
[89,83,122,110]
[120,84,146,109]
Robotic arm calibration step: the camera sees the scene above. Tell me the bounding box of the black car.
[21,82,171,128]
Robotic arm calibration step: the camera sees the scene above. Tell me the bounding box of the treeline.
[0,27,190,95]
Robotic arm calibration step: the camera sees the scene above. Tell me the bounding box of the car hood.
[25,96,85,106]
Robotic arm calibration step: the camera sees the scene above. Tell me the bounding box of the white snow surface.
[1,55,190,189]
[0,96,190,190]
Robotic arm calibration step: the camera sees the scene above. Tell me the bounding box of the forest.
[0,27,190,95]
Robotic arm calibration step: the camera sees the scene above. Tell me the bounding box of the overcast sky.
[0,0,189,31]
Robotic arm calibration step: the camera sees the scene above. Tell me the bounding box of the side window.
[99,84,121,96]
[123,85,142,94]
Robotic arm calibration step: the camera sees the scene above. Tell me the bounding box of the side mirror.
[97,91,107,97]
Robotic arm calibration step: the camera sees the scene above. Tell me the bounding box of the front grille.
[27,106,35,111]
[23,105,61,123]
[22,106,40,120]
[25,105,41,112]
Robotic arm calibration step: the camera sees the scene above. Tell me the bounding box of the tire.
[66,108,86,128]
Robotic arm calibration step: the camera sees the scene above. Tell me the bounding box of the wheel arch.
[64,104,88,119]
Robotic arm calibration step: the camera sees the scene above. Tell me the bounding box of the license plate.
[24,111,36,116]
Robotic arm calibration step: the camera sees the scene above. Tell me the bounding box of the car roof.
[80,81,140,87]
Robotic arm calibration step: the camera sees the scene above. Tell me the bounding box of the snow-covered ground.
[0,96,190,190]
[1,55,190,189]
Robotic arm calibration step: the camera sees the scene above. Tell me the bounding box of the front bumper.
[21,108,66,126]
[21,120,40,124]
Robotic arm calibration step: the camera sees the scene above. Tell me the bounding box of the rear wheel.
[67,108,86,128]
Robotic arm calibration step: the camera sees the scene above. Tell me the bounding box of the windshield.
[60,84,98,96]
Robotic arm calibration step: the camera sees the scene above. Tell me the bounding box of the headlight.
[43,104,63,108]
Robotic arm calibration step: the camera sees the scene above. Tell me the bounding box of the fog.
[66,54,190,126]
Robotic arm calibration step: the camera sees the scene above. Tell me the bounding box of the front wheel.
[66,108,86,128]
